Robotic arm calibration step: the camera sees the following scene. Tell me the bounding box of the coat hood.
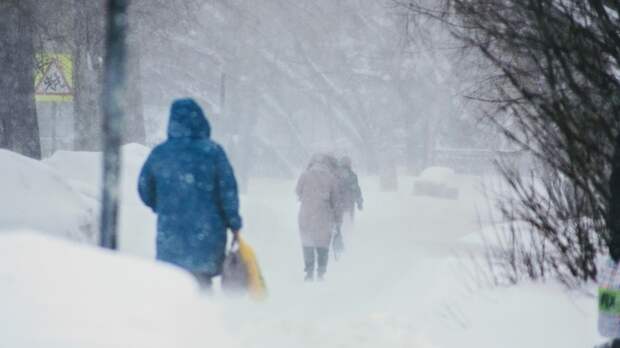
[308,153,337,172]
[167,98,211,139]
[339,156,352,169]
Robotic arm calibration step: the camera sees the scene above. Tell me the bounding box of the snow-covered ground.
[0,146,602,347]
[0,231,234,348]
[44,144,156,257]
[0,149,97,242]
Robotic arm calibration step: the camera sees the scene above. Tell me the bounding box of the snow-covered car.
[412,166,459,199]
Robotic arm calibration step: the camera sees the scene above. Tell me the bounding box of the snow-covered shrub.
[480,168,604,287]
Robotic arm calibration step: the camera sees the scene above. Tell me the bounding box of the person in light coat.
[296,154,340,281]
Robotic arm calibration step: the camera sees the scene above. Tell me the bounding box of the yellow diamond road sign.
[35,53,74,102]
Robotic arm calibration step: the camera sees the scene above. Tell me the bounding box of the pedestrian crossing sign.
[35,53,74,102]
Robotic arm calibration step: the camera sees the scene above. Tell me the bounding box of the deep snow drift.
[0,149,96,242]
[44,144,156,257]
[0,146,603,347]
[0,231,234,348]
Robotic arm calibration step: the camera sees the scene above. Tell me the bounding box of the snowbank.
[45,144,156,257]
[0,144,152,246]
[0,149,96,242]
[0,231,235,348]
[411,256,600,348]
[45,143,151,196]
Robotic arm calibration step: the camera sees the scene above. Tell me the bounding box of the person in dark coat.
[334,156,363,240]
[138,98,242,288]
[337,156,363,218]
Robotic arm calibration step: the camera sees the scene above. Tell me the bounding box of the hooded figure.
[138,99,242,285]
[336,156,363,218]
[296,154,340,280]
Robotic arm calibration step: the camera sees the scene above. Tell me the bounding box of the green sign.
[599,288,620,315]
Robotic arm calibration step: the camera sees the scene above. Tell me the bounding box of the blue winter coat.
[138,99,242,276]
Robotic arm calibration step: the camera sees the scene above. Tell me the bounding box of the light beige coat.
[296,162,339,248]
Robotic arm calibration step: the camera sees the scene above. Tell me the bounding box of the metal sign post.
[34,54,74,156]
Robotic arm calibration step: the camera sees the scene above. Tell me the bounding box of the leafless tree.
[0,0,41,159]
[402,0,620,283]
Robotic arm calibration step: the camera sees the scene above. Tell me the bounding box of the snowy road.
[116,170,487,347]
[210,177,597,348]
[214,177,486,348]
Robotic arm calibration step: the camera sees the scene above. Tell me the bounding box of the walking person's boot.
[317,247,329,281]
[192,272,214,294]
[303,246,316,282]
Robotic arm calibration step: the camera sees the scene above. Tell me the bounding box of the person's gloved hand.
[357,202,363,211]
[232,230,240,243]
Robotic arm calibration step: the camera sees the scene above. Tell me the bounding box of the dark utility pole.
[100,0,128,249]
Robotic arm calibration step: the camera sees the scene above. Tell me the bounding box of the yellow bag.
[237,238,268,301]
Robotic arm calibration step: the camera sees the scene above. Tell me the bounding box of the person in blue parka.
[138,98,242,288]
